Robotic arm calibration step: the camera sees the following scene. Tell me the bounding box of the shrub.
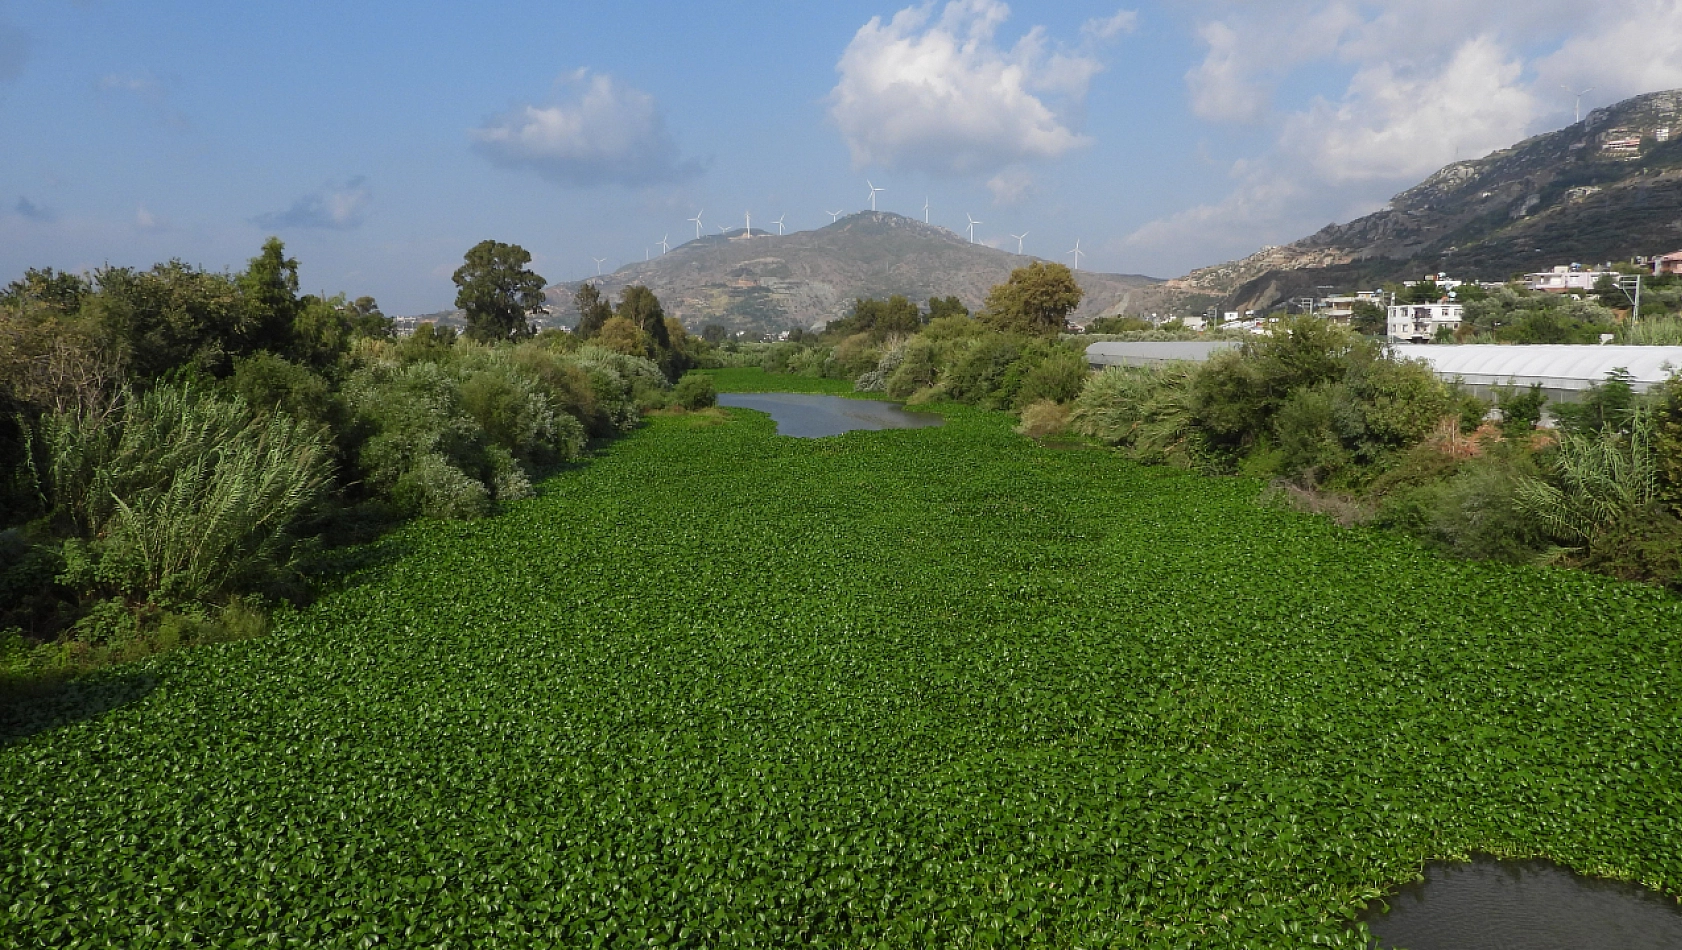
[885,337,941,399]
[1015,399,1071,439]
[1011,347,1088,408]
[29,384,335,603]
[673,373,717,410]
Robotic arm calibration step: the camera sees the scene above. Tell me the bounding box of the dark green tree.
[239,238,301,354]
[1,267,92,314]
[452,240,547,343]
[573,283,613,339]
[1349,300,1386,336]
[978,262,1084,336]
[926,295,970,321]
[701,324,727,344]
[616,285,670,351]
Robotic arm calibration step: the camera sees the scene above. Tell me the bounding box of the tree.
[701,324,727,344]
[573,283,613,339]
[452,240,547,343]
[615,285,671,352]
[596,316,646,356]
[926,295,969,321]
[978,262,1084,336]
[1349,300,1386,336]
[240,238,301,354]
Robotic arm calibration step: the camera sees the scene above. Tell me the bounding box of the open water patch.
[1361,855,1682,949]
[717,392,944,438]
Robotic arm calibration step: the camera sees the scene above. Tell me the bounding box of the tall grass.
[29,384,334,602]
[1514,409,1659,549]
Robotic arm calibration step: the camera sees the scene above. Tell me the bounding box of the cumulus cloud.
[472,69,700,187]
[254,177,372,230]
[986,167,1035,205]
[1283,36,1539,184]
[828,0,1134,175]
[1126,0,1682,276]
[14,196,53,222]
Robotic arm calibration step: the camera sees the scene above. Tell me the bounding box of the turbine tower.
[867,180,884,212]
[658,235,670,254]
[827,209,843,222]
[744,210,752,237]
[689,211,704,240]
[592,257,607,276]
[773,214,786,236]
[1011,232,1028,254]
[922,197,930,224]
[965,214,981,244]
[1068,240,1083,270]
[1563,84,1595,123]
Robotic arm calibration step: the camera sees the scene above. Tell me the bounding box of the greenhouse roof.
[1390,345,1682,393]
[1085,341,1239,366]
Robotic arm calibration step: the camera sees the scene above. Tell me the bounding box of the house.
[1655,250,1682,277]
[1388,303,1463,343]
[1525,265,1616,293]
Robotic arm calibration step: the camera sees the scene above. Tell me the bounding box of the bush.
[29,384,335,603]
[1012,347,1088,408]
[673,373,717,410]
[1015,400,1071,439]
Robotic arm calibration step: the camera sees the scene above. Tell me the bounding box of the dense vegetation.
[751,274,1682,591]
[1,240,716,680]
[3,379,1679,947]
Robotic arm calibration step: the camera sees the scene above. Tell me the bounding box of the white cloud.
[986,167,1035,205]
[828,1,1132,175]
[1127,0,1682,277]
[1283,36,1540,184]
[1533,0,1682,105]
[254,177,372,230]
[472,69,700,187]
[1083,10,1138,42]
[135,205,165,232]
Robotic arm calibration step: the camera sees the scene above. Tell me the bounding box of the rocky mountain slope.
[542,213,1209,335]
[1171,88,1682,312]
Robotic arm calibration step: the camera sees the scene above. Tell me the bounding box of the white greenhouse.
[1085,341,1682,403]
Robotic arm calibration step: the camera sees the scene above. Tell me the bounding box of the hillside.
[542,213,1208,335]
[1172,88,1682,312]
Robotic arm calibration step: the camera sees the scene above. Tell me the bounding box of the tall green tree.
[239,238,301,354]
[615,285,670,351]
[573,283,614,339]
[978,262,1084,336]
[452,240,547,343]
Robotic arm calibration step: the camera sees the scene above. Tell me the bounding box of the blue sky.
[4,0,1680,314]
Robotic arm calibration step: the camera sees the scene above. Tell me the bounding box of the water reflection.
[1362,855,1682,950]
[717,393,944,438]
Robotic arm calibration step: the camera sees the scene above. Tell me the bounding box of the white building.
[1388,303,1463,343]
[1525,265,1616,293]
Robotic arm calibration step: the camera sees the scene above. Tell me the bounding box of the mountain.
[542,213,1210,335]
[1175,88,1682,313]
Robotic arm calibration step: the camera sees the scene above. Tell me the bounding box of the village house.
[1387,302,1463,343]
[1525,265,1617,293]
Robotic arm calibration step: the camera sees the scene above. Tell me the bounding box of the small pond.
[1361,856,1682,949]
[717,393,944,438]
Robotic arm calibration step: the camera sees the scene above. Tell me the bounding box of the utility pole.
[1615,273,1644,323]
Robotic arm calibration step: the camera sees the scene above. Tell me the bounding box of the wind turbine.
[689,211,704,239]
[658,235,670,254]
[744,210,752,237]
[1068,240,1083,270]
[1563,84,1595,123]
[717,223,731,235]
[827,209,843,222]
[772,214,786,236]
[592,257,607,276]
[965,214,981,244]
[1010,232,1028,254]
[922,197,930,223]
[866,180,884,212]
